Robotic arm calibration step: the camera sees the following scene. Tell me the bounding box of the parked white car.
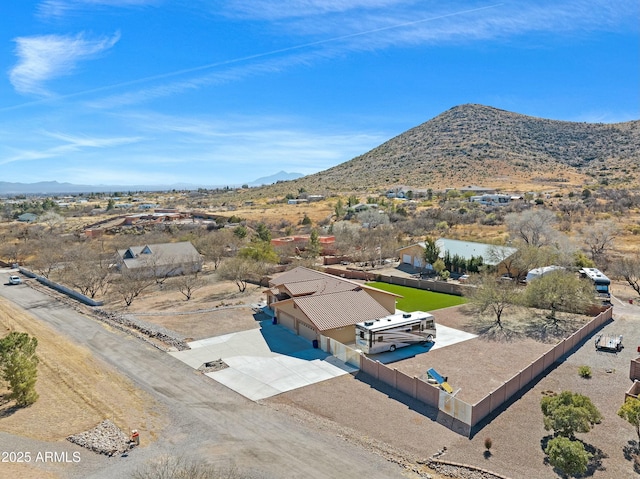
[8,275,21,285]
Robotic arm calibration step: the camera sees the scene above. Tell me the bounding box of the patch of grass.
[365,281,466,311]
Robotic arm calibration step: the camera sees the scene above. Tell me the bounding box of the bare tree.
[612,255,640,297]
[172,270,205,301]
[132,454,258,479]
[580,220,619,267]
[39,211,65,231]
[112,268,155,307]
[356,209,390,228]
[358,225,397,265]
[63,246,111,299]
[505,209,558,247]
[27,236,67,279]
[194,228,237,270]
[138,251,179,285]
[332,221,361,258]
[217,257,258,292]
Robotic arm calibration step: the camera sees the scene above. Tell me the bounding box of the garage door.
[298,321,317,342]
[402,254,412,264]
[413,257,423,268]
[278,312,295,331]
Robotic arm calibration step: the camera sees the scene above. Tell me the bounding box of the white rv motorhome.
[579,268,611,303]
[355,311,436,354]
[525,265,565,283]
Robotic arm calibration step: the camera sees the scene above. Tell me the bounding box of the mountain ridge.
[283,104,640,193]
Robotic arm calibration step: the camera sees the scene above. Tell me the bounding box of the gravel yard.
[269,299,640,479]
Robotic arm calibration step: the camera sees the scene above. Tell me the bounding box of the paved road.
[0,280,409,479]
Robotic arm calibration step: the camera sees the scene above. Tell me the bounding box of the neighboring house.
[116,241,202,277]
[266,266,399,344]
[397,238,517,274]
[17,213,38,223]
[469,194,524,206]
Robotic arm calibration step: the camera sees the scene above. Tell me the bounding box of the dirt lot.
[107,273,266,340]
[0,295,165,479]
[267,287,640,479]
[119,270,640,478]
[396,305,564,403]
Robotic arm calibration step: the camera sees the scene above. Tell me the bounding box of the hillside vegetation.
[250,104,640,196]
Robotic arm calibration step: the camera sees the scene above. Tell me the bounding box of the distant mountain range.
[0,171,303,195]
[248,171,303,186]
[5,104,639,196]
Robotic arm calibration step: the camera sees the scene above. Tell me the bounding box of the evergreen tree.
[423,237,440,266]
[0,332,39,407]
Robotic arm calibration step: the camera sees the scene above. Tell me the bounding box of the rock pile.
[197,358,229,373]
[67,420,130,456]
[93,309,190,351]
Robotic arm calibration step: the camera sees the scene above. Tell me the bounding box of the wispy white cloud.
[0,130,142,166]
[219,0,408,20]
[10,32,120,96]
[273,0,638,51]
[82,0,637,110]
[37,0,160,18]
[111,111,385,177]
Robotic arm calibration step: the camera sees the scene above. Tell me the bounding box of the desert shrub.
[578,366,592,379]
[484,437,492,451]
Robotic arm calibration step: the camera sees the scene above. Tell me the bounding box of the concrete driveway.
[170,320,357,401]
[367,323,478,364]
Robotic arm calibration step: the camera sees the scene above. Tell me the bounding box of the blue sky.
[1,1,638,187]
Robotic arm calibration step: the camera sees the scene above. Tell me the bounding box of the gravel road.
[0,282,415,479]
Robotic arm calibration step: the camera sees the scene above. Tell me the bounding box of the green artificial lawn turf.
[365,281,466,312]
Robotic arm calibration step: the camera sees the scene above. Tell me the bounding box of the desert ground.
[1,262,639,478]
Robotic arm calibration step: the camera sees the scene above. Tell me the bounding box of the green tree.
[541,391,602,438]
[254,223,272,243]
[306,229,321,259]
[238,242,279,264]
[432,258,446,276]
[466,273,521,329]
[233,225,248,239]
[618,397,640,446]
[545,436,591,478]
[334,199,345,218]
[525,271,595,327]
[423,237,440,266]
[0,332,39,407]
[301,214,312,226]
[106,198,115,211]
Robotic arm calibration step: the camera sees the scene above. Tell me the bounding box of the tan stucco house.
[397,238,517,274]
[265,266,399,344]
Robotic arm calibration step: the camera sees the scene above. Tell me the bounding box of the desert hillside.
[254,104,640,195]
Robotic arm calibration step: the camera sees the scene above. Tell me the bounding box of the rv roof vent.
[364,321,374,326]
[387,318,392,321]
[402,313,411,318]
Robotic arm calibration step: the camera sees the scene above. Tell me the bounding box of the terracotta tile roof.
[292,289,391,331]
